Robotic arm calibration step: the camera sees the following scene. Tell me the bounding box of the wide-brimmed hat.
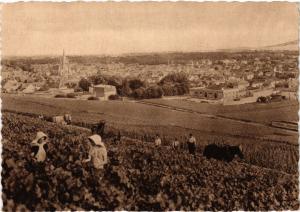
[32,131,48,144]
[88,134,104,147]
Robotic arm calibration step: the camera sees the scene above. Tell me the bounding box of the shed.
[89,84,117,100]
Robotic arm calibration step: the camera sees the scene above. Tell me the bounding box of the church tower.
[58,49,69,88]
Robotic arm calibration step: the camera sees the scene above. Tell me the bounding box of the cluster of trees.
[77,72,190,99]
[119,72,189,99]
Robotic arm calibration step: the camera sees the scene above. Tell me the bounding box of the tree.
[159,72,188,85]
[129,79,145,90]
[132,87,145,99]
[144,86,163,99]
[120,80,132,96]
[107,76,123,88]
[162,84,174,96]
[89,75,106,85]
[78,78,91,91]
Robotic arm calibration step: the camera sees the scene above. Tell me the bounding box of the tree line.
[77,72,190,99]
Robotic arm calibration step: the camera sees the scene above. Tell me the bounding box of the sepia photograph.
[1,2,299,211]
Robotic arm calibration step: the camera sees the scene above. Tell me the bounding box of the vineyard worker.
[154,134,162,147]
[113,131,121,144]
[30,131,49,162]
[172,138,180,150]
[187,133,196,155]
[83,134,108,169]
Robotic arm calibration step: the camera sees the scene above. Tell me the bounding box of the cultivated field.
[2,94,298,145]
[2,94,299,173]
[2,113,299,210]
[143,98,299,124]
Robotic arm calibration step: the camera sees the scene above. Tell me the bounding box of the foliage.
[159,73,190,96]
[144,86,164,99]
[2,112,299,211]
[88,96,99,100]
[74,86,83,93]
[107,76,123,88]
[54,94,66,98]
[128,79,145,90]
[66,93,76,98]
[108,95,120,100]
[120,80,132,97]
[89,75,106,85]
[159,72,189,85]
[79,78,91,92]
[132,87,146,99]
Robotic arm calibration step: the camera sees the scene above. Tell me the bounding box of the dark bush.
[78,78,91,91]
[66,93,76,98]
[74,86,83,92]
[132,88,146,99]
[129,79,145,90]
[54,94,66,98]
[144,86,163,99]
[108,94,120,100]
[87,96,99,100]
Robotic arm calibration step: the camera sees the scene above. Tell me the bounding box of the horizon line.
[3,39,298,58]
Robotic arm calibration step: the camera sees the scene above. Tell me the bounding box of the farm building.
[280,88,298,100]
[89,84,117,100]
[189,86,240,103]
[237,80,250,91]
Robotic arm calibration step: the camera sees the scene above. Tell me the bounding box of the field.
[143,98,299,124]
[2,94,298,145]
[2,112,299,210]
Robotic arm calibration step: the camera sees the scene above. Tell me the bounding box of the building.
[280,88,298,100]
[189,86,240,104]
[250,80,264,89]
[89,84,117,100]
[237,80,250,91]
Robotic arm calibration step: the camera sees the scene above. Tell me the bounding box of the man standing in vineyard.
[172,138,180,150]
[155,134,162,147]
[187,133,196,156]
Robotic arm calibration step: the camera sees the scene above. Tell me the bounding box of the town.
[2,50,298,105]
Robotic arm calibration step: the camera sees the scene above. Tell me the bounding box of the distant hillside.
[259,40,298,51]
[219,40,299,52]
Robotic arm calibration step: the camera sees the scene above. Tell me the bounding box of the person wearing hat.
[83,134,108,169]
[31,131,49,162]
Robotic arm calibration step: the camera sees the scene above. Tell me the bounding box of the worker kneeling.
[83,134,108,170]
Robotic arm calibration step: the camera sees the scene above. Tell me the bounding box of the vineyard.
[2,112,299,210]
[2,94,298,146]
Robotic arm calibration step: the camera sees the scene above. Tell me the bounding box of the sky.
[2,2,299,56]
